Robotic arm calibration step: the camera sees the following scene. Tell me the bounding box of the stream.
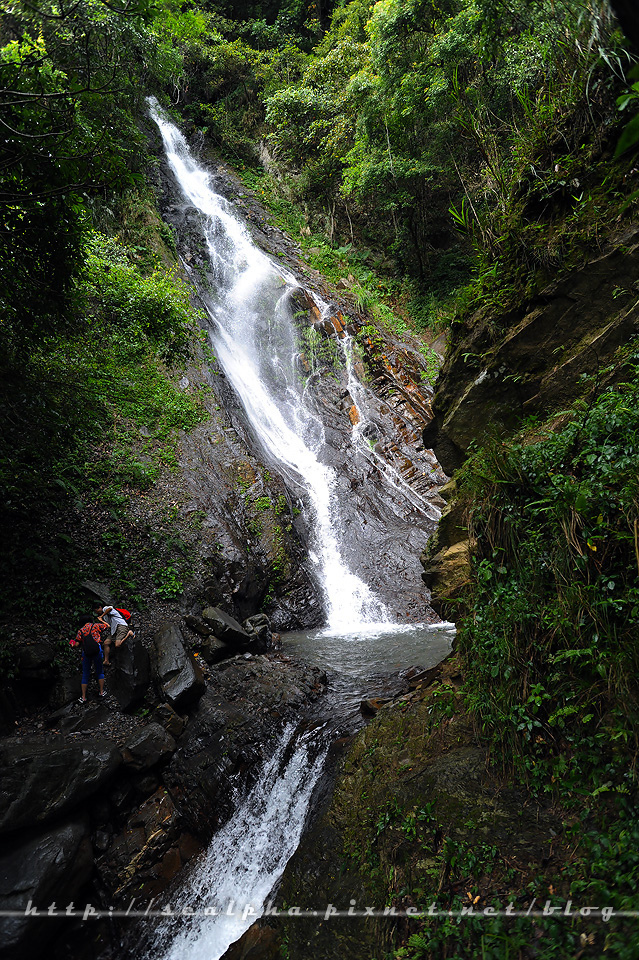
[145,99,453,960]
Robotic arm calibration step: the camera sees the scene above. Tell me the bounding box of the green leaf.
[614,112,639,158]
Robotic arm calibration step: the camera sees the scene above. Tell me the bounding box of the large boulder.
[0,735,121,835]
[153,703,186,738]
[163,655,327,840]
[202,607,250,647]
[242,614,274,653]
[17,643,55,682]
[109,635,151,710]
[95,787,201,903]
[121,722,176,771]
[153,623,205,709]
[0,818,92,959]
[199,636,232,665]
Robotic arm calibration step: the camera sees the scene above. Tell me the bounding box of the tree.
[0,0,160,358]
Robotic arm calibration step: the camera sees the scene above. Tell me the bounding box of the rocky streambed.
[0,615,327,960]
[0,607,445,960]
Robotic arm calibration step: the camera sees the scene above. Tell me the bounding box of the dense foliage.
[0,229,205,619]
[460,365,639,796]
[126,0,637,335]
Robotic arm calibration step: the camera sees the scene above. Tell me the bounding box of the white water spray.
[149,98,390,629]
[340,334,442,523]
[147,726,328,960]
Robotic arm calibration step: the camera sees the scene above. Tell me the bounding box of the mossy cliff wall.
[421,227,639,617]
[422,227,639,475]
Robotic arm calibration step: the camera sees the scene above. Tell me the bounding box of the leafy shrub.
[459,356,639,797]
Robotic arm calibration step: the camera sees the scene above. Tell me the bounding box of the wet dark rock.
[109,635,151,710]
[221,922,280,960]
[0,817,92,960]
[95,829,111,853]
[17,643,54,681]
[95,787,195,903]
[131,770,161,800]
[199,635,232,664]
[231,566,270,620]
[153,622,205,710]
[360,696,393,716]
[155,136,442,625]
[202,606,250,647]
[0,736,121,835]
[58,702,110,733]
[80,580,112,604]
[184,614,212,638]
[109,780,135,818]
[163,655,327,840]
[243,614,274,653]
[153,702,186,738]
[201,576,225,607]
[121,722,176,771]
[0,688,18,735]
[49,673,81,710]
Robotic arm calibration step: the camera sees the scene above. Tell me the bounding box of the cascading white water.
[340,333,442,523]
[149,98,389,629]
[146,726,328,960]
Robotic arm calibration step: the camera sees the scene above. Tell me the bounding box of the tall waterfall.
[149,98,390,629]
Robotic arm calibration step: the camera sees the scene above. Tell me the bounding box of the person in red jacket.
[70,618,109,702]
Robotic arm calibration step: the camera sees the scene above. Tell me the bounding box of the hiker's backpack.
[81,624,100,657]
[116,608,131,621]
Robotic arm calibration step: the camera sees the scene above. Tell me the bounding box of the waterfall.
[145,726,328,960]
[340,333,442,523]
[149,98,391,629]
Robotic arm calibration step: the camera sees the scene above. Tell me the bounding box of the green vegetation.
[155,0,638,332]
[0,228,206,620]
[359,354,639,958]
[4,0,639,956]
[459,362,639,798]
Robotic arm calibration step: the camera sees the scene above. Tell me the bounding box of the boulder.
[95,787,201,903]
[58,702,110,733]
[17,643,55,681]
[243,614,274,653]
[0,818,92,959]
[221,922,280,960]
[153,703,186,738]
[184,614,212,638]
[109,635,151,711]
[153,623,205,710]
[199,636,232,665]
[49,673,81,709]
[163,656,326,840]
[202,607,250,647]
[80,580,112,604]
[121,723,176,771]
[0,735,121,835]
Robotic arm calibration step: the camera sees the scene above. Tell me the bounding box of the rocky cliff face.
[420,227,639,615]
[0,122,452,960]
[423,227,639,475]
[0,628,327,960]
